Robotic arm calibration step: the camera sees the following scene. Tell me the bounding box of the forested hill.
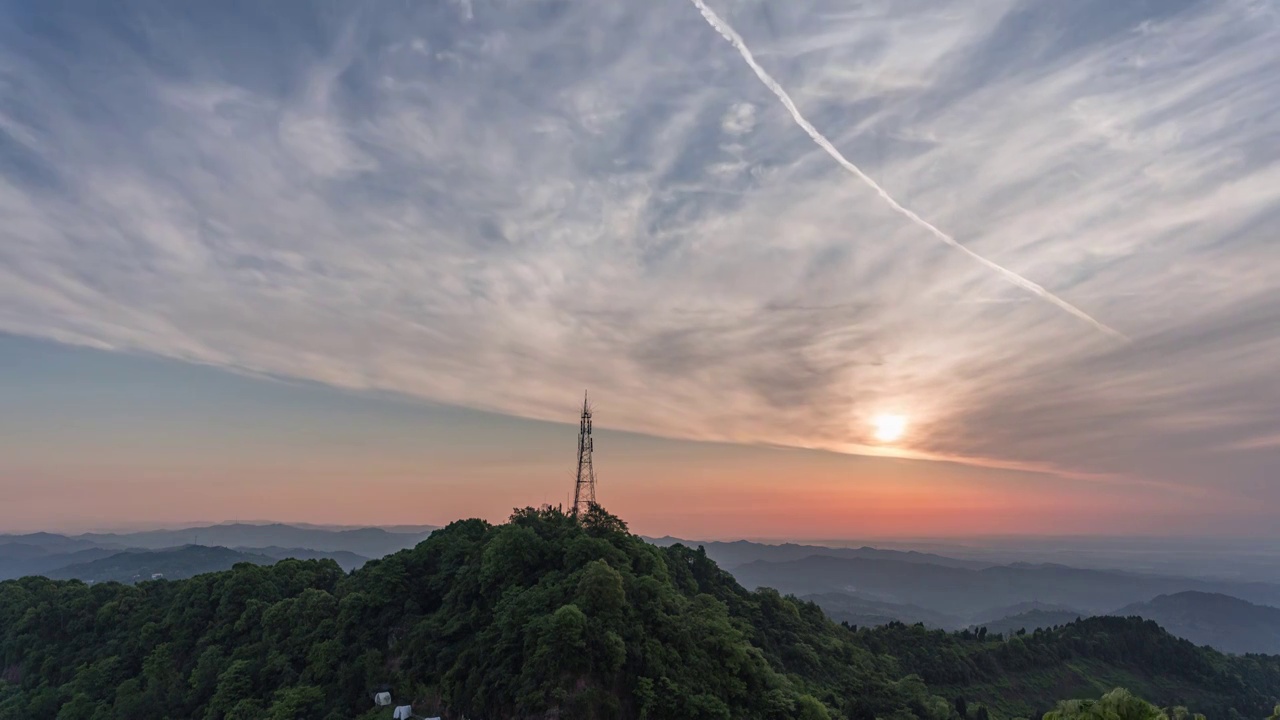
[1,506,1278,720]
[849,618,1280,720]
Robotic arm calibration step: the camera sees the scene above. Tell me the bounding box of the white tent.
[392,706,413,720]
[374,692,392,706]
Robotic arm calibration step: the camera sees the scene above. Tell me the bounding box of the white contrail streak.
[688,0,1127,341]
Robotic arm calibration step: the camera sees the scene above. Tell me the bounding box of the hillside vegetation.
[1,506,1277,720]
[848,617,1280,720]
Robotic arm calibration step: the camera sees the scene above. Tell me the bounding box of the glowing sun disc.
[872,414,907,443]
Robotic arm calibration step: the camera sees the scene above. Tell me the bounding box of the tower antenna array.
[572,391,597,516]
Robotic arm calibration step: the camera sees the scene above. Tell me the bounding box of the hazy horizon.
[9,508,1280,545]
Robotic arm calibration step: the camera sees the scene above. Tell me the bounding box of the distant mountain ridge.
[645,536,992,570]
[1115,591,1280,655]
[970,592,1280,655]
[801,591,964,629]
[45,544,378,584]
[73,522,434,557]
[723,552,1280,655]
[48,545,276,584]
[0,522,435,581]
[971,600,1085,625]
[974,609,1086,636]
[235,546,370,571]
[0,545,126,581]
[730,554,1280,618]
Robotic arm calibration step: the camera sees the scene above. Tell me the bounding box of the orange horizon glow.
[3,441,1243,538]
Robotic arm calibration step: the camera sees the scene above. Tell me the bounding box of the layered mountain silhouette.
[1114,591,1280,655]
[729,554,1280,619]
[47,546,278,584]
[0,523,435,581]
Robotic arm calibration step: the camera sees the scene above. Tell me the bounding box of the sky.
[1,0,1278,538]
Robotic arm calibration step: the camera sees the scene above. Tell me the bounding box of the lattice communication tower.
[572,392,597,516]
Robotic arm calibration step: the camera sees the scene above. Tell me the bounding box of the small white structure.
[374,692,392,706]
[393,706,413,720]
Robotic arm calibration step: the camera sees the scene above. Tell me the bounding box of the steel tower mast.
[572,392,597,516]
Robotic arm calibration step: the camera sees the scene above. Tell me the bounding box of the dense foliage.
[1,506,1278,720]
[1044,688,1203,720]
[846,617,1280,720]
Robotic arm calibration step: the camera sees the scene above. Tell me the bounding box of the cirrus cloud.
[1,0,1278,510]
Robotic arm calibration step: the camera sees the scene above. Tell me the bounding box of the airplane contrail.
[688,0,1128,341]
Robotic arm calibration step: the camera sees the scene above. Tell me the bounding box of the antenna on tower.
[572,391,597,517]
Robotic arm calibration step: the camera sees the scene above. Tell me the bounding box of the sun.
[872,414,908,443]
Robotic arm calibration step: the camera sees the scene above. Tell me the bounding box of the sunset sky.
[2,0,1278,538]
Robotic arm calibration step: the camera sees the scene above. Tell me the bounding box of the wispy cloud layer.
[690,0,1128,340]
[2,0,1278,508]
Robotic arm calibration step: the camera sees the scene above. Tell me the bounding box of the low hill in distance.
[970,601,1086,627]
[802,591,964,629]
[724,553,1280,657]
[1115,591,1280,655]
[237,546,370,572]
[46,545,373,584]
[74,522,434,557]
[972,593,1280,654]
[972,609,1086,637]
[0,545,126,582]
[0,523,432,581]
[47,546,277,584]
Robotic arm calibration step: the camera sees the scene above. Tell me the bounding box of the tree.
[955,697,969,719]
[797,695,831,720]
[266,686,324,720]
[1044,689,1166,720]
[207,661,254,720]
[577,560,626,620]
